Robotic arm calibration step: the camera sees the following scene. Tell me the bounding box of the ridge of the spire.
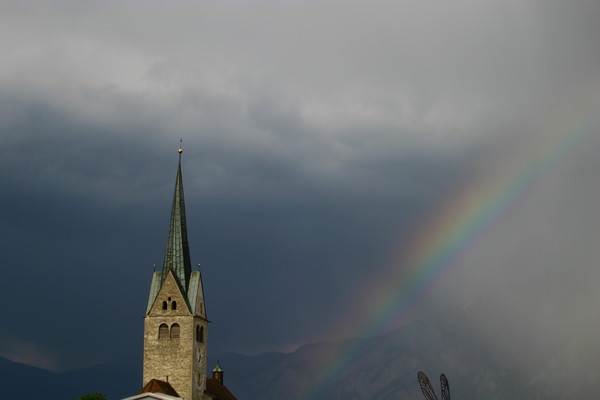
[161,146,192,292]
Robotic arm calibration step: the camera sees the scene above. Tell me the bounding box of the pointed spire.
[212,361,224,385]
[161,144,192,292]
[213,361,223,372]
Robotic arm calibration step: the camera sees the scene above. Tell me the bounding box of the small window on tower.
[171,301,177,310]
[171,323,180,339]
[158,323,169,339]
[162,301,168,310]
[199,326,204,343]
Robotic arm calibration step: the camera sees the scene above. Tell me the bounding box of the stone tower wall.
[143,272,208,400]
[143,315,195,398]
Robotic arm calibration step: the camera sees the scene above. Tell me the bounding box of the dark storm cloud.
[1,1,600,384]
[0,101,500,371]
[0,80,473,370]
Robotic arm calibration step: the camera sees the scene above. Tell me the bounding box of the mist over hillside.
[219,278,600,400]
[4,275,598,400]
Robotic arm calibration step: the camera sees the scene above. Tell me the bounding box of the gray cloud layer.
[1,1,600,382]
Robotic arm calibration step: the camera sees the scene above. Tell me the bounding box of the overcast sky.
[1,0,600,376]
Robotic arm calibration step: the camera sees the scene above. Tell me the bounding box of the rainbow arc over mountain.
[300,85,599,399]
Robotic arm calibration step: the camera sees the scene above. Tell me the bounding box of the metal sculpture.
[417,371,452,400]
[418,371,439,400]
[440,373,451,400]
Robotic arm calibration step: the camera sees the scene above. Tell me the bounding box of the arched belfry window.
[196,326,204,343]
[171,323,180,339]
[171,301,177,310]
[159,323,169,339]
[162,301,168,310]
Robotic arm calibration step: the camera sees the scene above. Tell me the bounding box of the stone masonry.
[143,271,208,400]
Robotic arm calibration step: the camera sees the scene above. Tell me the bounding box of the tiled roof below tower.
[137,379,180,397]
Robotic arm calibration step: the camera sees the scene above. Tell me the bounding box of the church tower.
[143,147,209,400]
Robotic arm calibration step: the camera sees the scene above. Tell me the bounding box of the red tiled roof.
[137,379,180,397]
[205,377,238,400]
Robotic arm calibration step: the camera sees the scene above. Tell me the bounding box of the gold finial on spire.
[178,137,183,154]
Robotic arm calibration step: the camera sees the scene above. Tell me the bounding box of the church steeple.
[143,145,210,400]
[161,147,192,292]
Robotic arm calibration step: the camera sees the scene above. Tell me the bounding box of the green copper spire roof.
[160,148,192,292]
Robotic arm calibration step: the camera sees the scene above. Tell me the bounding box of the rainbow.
[299,85,599,399]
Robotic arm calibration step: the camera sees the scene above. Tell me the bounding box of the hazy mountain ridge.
[219,278,600,400]
[3,279,600,399]
[0,355,141,400]
[218,314,526,400]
